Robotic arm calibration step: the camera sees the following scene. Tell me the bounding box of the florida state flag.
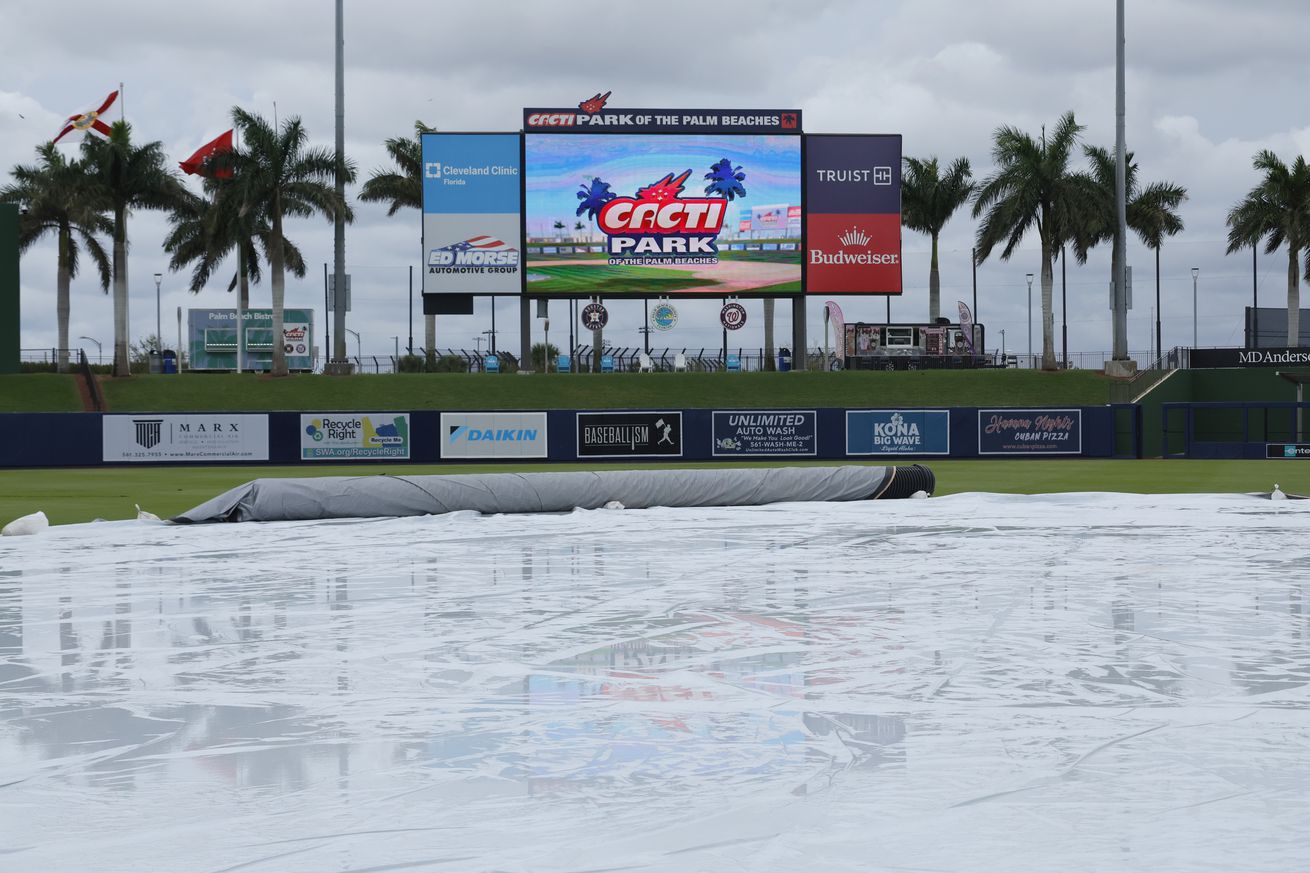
[52,90,118,145]
[179,130,234,178]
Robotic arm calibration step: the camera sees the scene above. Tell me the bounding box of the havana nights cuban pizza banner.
[805,134,902,295]
[421,133,522,295]
[977,409,1082,455]
[103,415,269,462]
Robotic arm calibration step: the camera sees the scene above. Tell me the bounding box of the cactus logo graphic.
[595,170,729,264]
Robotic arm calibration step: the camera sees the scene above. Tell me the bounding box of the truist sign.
[805,134,902,295]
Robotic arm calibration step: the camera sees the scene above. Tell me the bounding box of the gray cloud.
[2,0,1306,364]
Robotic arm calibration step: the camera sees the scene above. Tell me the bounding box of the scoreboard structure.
[420,98,902,367]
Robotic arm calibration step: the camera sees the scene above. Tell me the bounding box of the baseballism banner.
[713,411,816,456]
[978,409,1082,454]
[441,412,548,460]
[846,410,949,455]
[577,412,682,457]
[103,415,269,462]
[300,414,410,460]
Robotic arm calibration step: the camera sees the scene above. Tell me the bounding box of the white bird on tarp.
[2,510,48,536]
[1271,484,1287,501]
[135,504,161,521]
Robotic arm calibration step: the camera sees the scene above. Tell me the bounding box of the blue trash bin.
[777,348,792,372]
[161,350,178,374]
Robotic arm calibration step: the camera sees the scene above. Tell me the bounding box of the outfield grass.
[526,263,719,294]
[85,370,1113,413]
[2,459,1304,526]
[0,374,82,412]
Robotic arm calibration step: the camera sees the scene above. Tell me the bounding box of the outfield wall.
[0,407,1128,468]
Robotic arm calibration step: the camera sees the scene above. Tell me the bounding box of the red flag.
[52,90,117,145]
[180,129,234,178]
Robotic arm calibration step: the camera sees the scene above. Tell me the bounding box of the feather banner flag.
[957,300,976,355]
[179,130,234,178]
[52,91,118,145]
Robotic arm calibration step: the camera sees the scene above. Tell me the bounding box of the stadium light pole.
[327,0,350,374]
[1191,266,1199,347]
[153,272,162,353]
[1110,0,1131,367]
[1026,272,1034,364]
[79,336,101,365]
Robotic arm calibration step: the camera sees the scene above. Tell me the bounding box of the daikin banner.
[805,134,902,295]
[422,133,522,295]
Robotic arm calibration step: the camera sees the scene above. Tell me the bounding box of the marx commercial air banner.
[422,133,522,295]
[103,415,269,462]
[525,134,802,296]
[805,134,902,295]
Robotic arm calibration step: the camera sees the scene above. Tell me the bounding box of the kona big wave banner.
[805,134,902,295]
[422,133,522,295]
[524,133,802,296]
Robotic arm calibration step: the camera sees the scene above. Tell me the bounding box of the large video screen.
[524,133,802,296]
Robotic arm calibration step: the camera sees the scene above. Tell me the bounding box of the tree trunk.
[270,196,288,377]
[763,297,776,370]
[237,249,249,373]
[424,312,436,367]
[928,232,941,322]
[56,226,71,373]
[1040,238,1056,371]
[1288,246,1301,347]
[112,206,130,377]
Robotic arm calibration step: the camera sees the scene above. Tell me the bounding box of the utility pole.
[327,0,350,374]
[1109,0,1133,373]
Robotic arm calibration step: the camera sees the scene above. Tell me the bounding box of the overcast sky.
[3,0,1308,365]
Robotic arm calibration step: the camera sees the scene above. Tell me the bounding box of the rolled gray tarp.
[173,464,935,524]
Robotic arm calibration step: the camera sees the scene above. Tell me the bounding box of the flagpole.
[234,123,244,374]
[119,82,124,121]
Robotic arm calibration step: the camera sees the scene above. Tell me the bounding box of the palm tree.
[1083,146,1186,357]
[762,297,776,370]
[81,121,189,376]
[1226,151,1310,346]
[902,156,975,322]
[1,143,111,372]
[972,112,1100,370]
[358,121,435,360]
[163,182,308,365]
[222,108,354,376]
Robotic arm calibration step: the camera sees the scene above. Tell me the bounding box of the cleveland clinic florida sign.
[421,99,902,302]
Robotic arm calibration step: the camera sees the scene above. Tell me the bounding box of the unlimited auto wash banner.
[805,134,902,295]
[422,133,522,295]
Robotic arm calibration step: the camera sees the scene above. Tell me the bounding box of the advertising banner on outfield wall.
[441,412,547,459]
[712,411,817,456]
[422,133,522,295]
[577,412,682,458]
[103,414,269,462]
[805,134,902,295]
[978,409,1082,455]
[846,410,949,455]
[300,414,410,460]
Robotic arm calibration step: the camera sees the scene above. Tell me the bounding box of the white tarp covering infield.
[1,492,1309,872]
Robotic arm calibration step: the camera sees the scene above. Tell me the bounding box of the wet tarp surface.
[2,493,1309,872]
[173,466,915,523]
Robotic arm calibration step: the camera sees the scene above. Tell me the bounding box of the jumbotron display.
[524,133,802,296]
[420,102,902,299]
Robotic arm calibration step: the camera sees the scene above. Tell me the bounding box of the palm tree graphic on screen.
[576,177,617,219]
[704,158,747,200]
